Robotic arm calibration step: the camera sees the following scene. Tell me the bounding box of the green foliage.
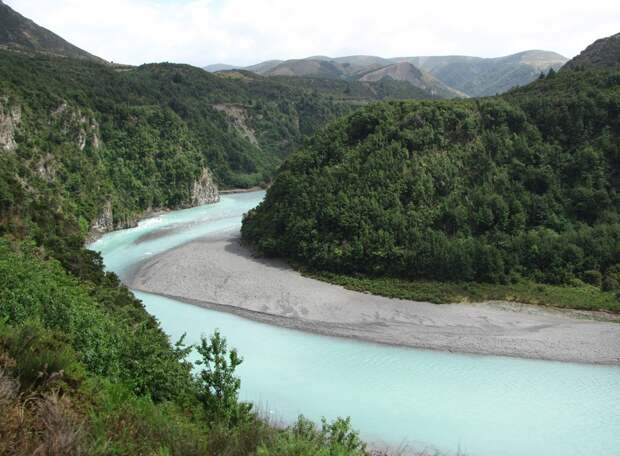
[257,415,367,456]
[0,49,352,248]
[242,69,620,309]
[602,264,620,292]
[0,49,372,455]
[304,270,620,312]
[0,321,83,392]
[0,238,195,401]
[0,239,368,455]
[195,330,252,427]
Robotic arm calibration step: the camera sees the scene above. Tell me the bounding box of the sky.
[5,0,620,66]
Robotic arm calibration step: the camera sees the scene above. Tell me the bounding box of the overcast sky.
[5,0,620,66]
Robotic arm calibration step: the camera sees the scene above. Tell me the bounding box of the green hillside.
[0,50,367,456]
[0,50,352,238]
[241,68,620,310]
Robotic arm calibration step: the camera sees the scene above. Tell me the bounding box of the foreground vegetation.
[0,238,369,455]
[0,43,375,456]
[242,68,620,310]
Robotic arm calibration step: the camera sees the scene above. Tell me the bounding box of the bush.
[195,330,253,427]
[582,270,603,287]
[602,265,620,292]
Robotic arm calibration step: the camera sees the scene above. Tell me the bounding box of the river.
[91,191,620,456]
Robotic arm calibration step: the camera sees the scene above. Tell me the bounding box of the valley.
[0,0,619,454]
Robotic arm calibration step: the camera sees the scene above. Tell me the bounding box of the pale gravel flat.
[127,229,620,365]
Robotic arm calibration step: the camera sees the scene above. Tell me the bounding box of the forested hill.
[0,50,353,241]
[241,66,620,304]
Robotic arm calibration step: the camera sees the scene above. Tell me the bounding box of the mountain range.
[205,50,568,98]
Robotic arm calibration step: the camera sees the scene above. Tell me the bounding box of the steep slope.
[242,64,620,305]
[562,32,620,70]
[0,50,352,237]
[0,0,104,62]
[358,62,466,98]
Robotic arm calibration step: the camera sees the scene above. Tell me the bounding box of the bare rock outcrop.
[51,101,101,151]
[191,167,220,206]
[0,97,21,151]
[213,104,259,146]
[92,200,114,233]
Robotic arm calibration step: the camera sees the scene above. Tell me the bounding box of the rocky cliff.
[190,167,220,206]
[0,97,20,151]
[89,167,220,240]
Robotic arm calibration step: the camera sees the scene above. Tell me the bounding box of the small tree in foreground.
[195,330,252,427]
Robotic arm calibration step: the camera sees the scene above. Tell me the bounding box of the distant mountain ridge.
[205,50,568,98]
[0,0,104,62]
[562,32,620,70]
[358,61,465,98]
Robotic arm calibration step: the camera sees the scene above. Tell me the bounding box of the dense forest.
[0,54,369,456]
[0,50,356,233]
[242,67,620,307]
[0,46,369,456]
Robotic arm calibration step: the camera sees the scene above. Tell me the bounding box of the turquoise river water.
[91,191,620,456]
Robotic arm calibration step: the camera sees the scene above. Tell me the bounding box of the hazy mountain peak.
[563,32,620,70]
[0,0,104,62]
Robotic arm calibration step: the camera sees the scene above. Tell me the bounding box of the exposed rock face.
[89,169,219,241]
[92,200,114,233]
[51,101,101,151]
[213,104,258,145]
[36,153,56,181]
[191,168,220,206]
[0,97,21,151]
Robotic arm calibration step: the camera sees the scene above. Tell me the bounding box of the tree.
[195,330,252,426]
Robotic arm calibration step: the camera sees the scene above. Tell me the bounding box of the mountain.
[263,58,359,78]
[241,39,620,308]
[241,58,457,99]
[358,61,465,98]
[245,59,284,73]
[0,0,104,62]
[207,50,567,98]
[204,63,240,72]
[403,50,568,96]
[562,32,620,70]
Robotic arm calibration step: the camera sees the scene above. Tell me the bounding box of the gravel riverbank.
[126,228,620,365]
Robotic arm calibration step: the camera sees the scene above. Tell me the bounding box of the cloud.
[6,0,620,66]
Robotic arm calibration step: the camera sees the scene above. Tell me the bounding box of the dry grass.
[0,368,83,456]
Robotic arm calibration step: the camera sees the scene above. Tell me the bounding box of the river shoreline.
[126,229,620,366]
